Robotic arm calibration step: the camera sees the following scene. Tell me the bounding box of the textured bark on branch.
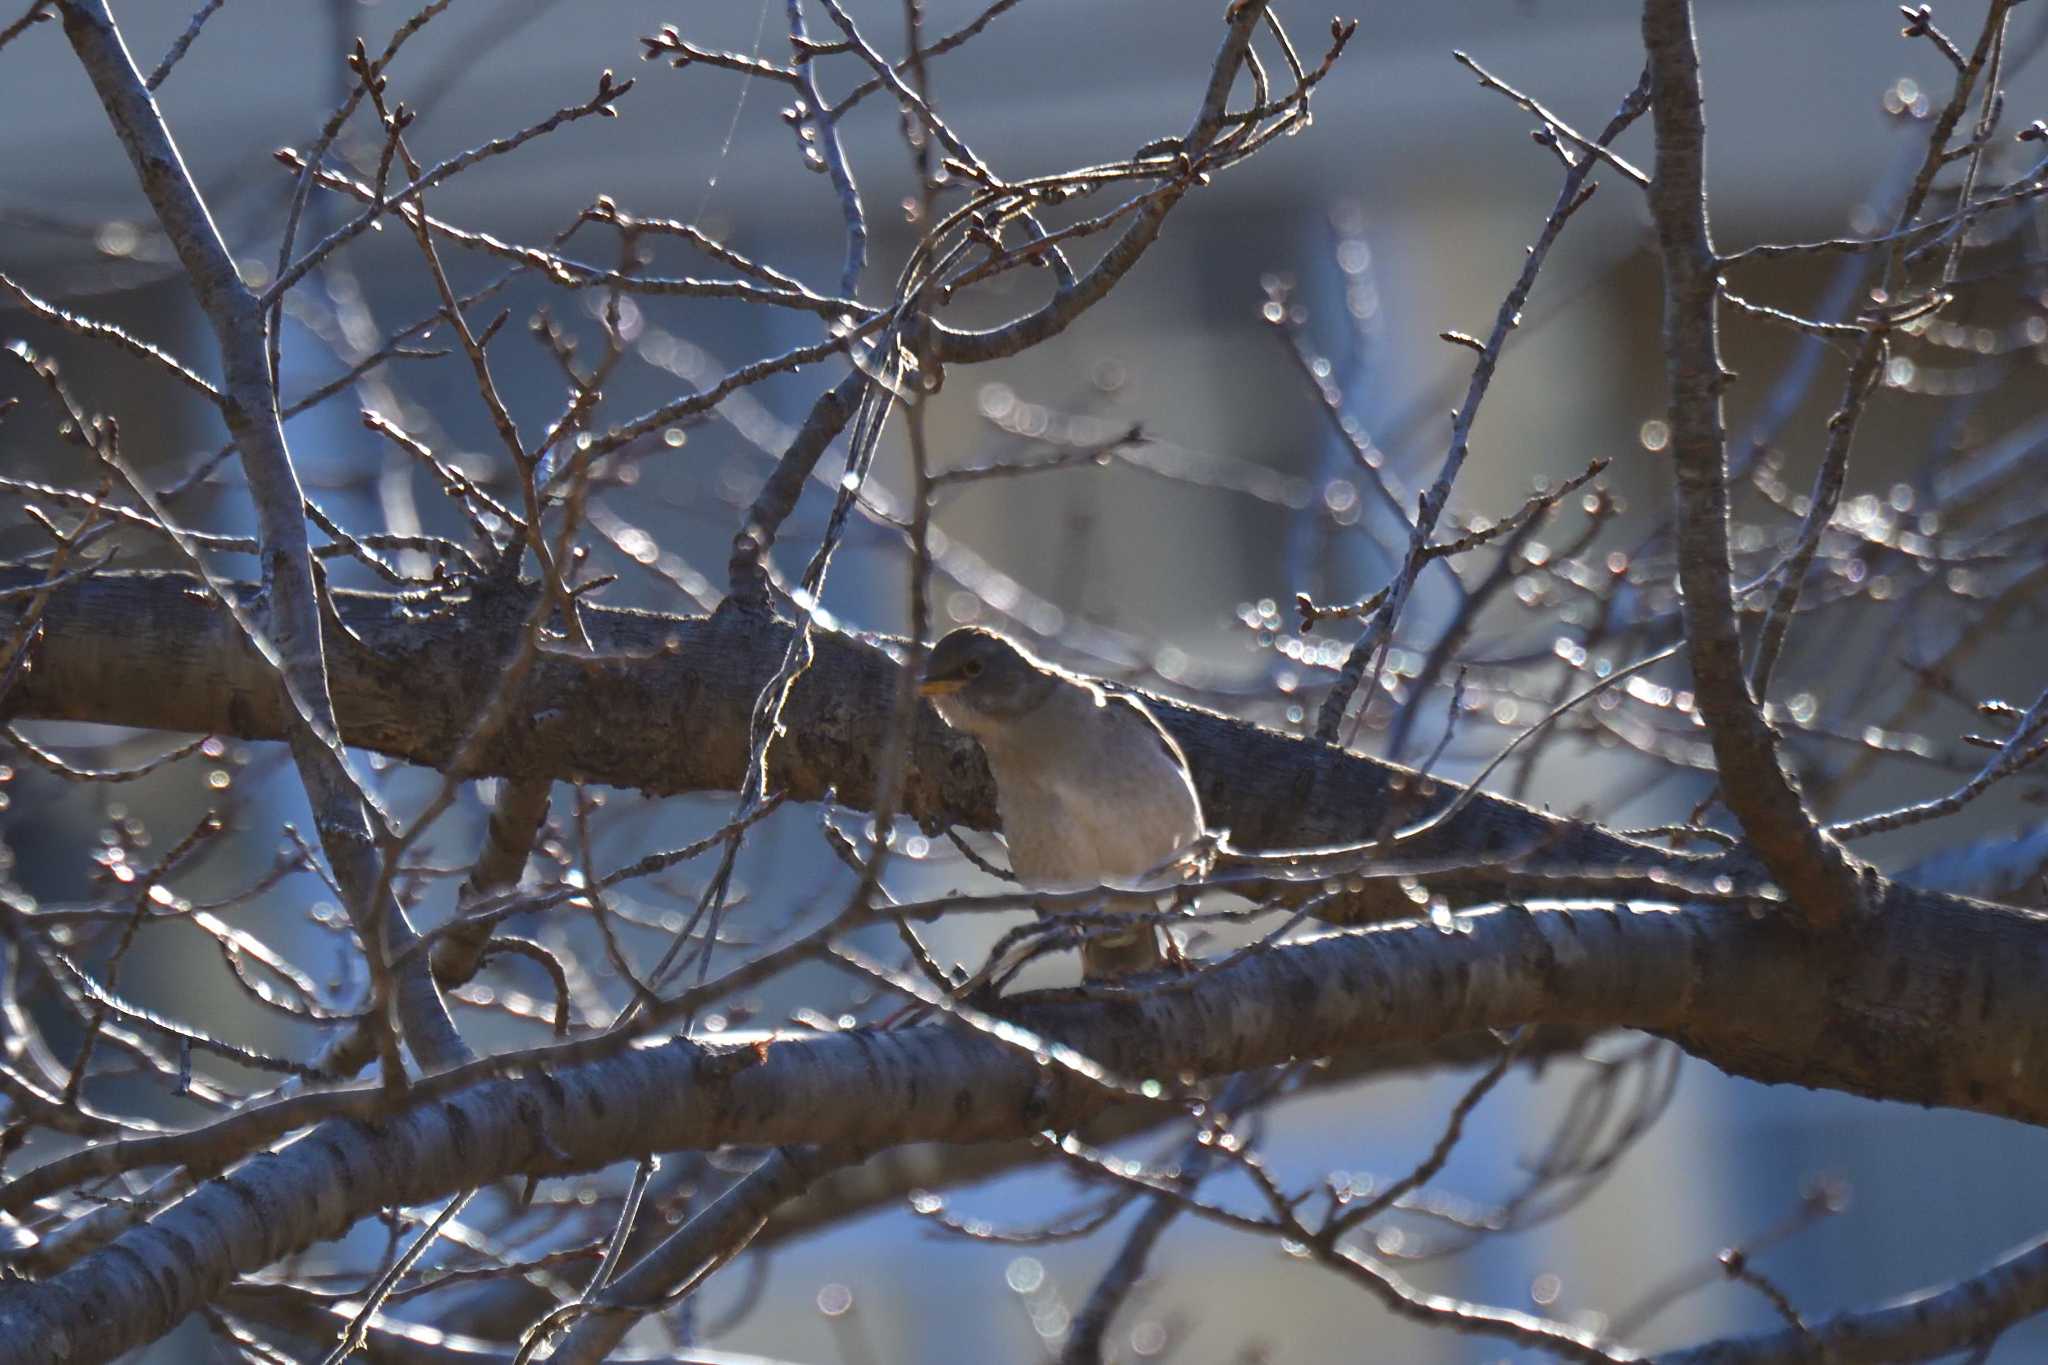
[7,569,2034,1112]
[1640,0,1870,933]
[3,567,1720,911]
[5,571,2042,1362]
[1659,1229,2048,1363]
[3,892,2047,1361]
[10,0,2036,1355]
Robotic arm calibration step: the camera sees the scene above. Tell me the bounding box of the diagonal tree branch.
[1665,1230,2048,1363]
[51,0,470,1074]
[1639,0,1868,933]
[0,566,1731,914]
[1,892,2046,1361]
[545,1145,847,1362]
[727,368,871,610]
[926,0,1283,365]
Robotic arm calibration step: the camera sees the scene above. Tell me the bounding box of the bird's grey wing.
[1096,685,1200,790]
[1105,687,1196,818]
[1093,688,1207,854]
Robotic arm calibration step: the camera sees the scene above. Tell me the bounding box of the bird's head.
[918,627,1057,735]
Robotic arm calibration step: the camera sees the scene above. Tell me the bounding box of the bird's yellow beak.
[918,676,966,698]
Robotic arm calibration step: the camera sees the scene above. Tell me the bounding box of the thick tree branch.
[1,892,2045,1361]
[10,2,2034,1359]
[752,1028,1589,1252]
[1666,1231,2048,1363]
[1640,0,1868,932]
[0,568,1721,914]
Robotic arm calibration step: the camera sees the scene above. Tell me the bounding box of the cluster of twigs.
[0,0,2045,1362]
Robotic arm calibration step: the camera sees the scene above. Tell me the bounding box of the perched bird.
[918,627,1206,980]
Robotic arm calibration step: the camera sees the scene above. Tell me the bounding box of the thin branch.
[0,270,221,401]
[144,0,224,89]
[54,0,471,1074]
[543,1146,846,1362]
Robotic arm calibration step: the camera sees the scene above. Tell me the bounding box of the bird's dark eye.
[963,659,984,677]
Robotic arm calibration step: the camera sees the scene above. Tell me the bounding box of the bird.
[918,626,1207,981]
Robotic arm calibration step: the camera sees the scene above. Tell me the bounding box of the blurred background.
[6,0,2048,1360]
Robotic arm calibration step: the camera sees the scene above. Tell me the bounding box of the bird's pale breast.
[978,684,1202,889]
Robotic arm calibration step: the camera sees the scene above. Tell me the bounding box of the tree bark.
[4,567,1728,908]
[1,894,2046,1360]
